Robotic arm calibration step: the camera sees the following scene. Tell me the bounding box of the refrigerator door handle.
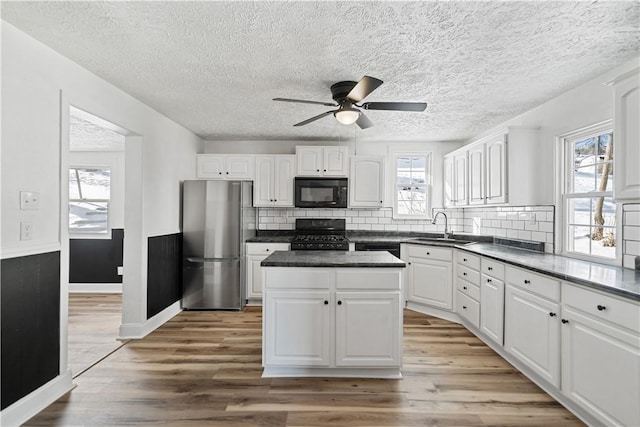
[186,257,240,263]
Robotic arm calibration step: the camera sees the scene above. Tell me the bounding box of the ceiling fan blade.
[293,110,335,127]
[346,76,383,103]
[361,102,427,112]
[273,98,337,107]
[356,113,374,129]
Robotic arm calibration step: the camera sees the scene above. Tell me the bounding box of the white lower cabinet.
[504,266,561,387]
[262,267,403,378]
[561,284,640,426]
[479,258,506,345]
[405,245,453,310]
[245,243,290,304]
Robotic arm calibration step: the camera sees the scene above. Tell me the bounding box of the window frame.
[391,152,432,220]
[68,165,112,238]
[557,120,621,265]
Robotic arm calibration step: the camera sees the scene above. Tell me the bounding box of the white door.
[443,156,454,207]
[504,284,560,387]
[349,156,384,207]
[485,137,507,204]
[480,274,505,345]
[254,156,274,206]
[323,146,348,176]
[273,155,295,206]
[263,290,331,366]
[561,306,640,427]
[196,155,225,179]
[335,291,402,366]
[408,258,453,310]
[468,145,485,205]
[296,146,323,176]
[613,75,640,200]
[246,255,266,301]
[225,156,253,179]
[453,153,468,205]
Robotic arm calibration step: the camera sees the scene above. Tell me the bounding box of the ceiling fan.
[273,76,427,129]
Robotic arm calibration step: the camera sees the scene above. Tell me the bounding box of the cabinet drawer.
[563,284,640,332]
[456,251,480,270]
[457,291,480,328]
[457,265,480,285]
[406,245,452,262]
[263,268,332,289]
[505,265,560,302]
[246,243,290,255]
[481,258,505,279]
[457,278,480,301]
[337,270,401,290]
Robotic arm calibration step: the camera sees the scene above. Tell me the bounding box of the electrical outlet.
[117,266,123,275]
[20,221,33,240]
[20,191,39,210]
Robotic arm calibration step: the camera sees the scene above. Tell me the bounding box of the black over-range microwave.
[294,177,348,208]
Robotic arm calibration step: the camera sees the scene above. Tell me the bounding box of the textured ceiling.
[2,1,639,142]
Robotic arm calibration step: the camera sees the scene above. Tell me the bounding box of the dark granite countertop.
[458,243,640,301]
[261,250,406,268]
[245,235,294,243]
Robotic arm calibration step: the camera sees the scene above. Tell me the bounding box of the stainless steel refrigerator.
[182,180,255,310]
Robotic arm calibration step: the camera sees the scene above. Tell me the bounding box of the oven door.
[294,178,347,208]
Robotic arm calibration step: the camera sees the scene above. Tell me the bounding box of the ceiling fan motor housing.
[330,81,358,103]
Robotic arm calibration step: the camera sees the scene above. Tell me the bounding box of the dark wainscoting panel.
[1,251,60,410]
[147,233,182,319]
[69,228,124,283]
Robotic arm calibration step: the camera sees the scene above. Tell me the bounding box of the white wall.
[1,21,201,415]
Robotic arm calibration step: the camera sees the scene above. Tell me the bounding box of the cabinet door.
[254,156,274,206]
[407,258,453,310]
[453,153,468,205]
[561,306,640,427]
[226,156,253,179]
[443,156,454,207]
[264,290,331,366]
[335,291,401,367]
[323,146,348,176]
[613,74,640,200]
[485,137,507,204]
[246,255,266,301]
[504,284,560,387]
[349,156,384,207]
[296,146,323,176]
[196,155,225,179]
[273,156,295,206]
[480,274,505,345]
[468,145,485,205]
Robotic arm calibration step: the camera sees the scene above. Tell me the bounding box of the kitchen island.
[260,250,406,378]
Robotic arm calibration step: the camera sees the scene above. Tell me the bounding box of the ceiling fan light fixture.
[334,108,360,125]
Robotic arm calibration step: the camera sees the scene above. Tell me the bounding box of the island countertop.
[260,250,406,268]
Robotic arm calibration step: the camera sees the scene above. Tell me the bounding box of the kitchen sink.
[409,237,475,245]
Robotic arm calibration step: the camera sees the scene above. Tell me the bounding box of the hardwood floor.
[26,307,584,426]
[68,293,125,378]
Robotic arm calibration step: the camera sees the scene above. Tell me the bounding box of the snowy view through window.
[69,168,110,233]
[396,156,427,216]
[566,132,615,259]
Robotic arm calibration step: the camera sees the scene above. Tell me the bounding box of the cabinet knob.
[274,199,277,202]
[597,305,606,311]
[316,169,320,172]
[463,258,468,262]
[324,300,328,305]
[463,286,467,290]
[218,172,222,175]
[380,201,383,204]
[524,279,531,284]
[549,312,556,317]
[226,172,229,174]
[426,252,430,255]
[323,169,327,172]
[463,272,467,276]
[487,278,492,283]
[266,249,269,252]
[408,262,412,265]
[462,305,467,309]
[337,301,342,305]
[561,319,569,324]
[488,267,493,271]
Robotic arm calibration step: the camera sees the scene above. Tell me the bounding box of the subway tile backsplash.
[623,203,640,269]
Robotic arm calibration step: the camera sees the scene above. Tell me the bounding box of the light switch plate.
[20,191,39,210]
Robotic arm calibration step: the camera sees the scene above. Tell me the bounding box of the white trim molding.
[0,243,62,260]
[69,283,123,293]
[0,370,74,427]
[118,300,181,340]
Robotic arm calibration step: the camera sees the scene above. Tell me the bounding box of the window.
[562,123,616,261]
[394,154,431,218]
[69,167,110,234]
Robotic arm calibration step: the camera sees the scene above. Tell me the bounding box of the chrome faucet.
[432,212,450,239]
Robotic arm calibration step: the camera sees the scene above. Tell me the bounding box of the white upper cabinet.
[254,155,295,207]
[296,146,348,176]
[607,69,640,201]
[349,156,385,208]
[196,154,254,180]
[485,137,507,204]
[468,144,485,205]
[443,151,468,207]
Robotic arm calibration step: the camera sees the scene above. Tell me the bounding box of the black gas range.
[290,218,349,251]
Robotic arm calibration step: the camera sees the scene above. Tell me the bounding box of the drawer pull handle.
[324,300,328,305]
[463,286,467,290]
[561,319,569,324]
[462,305,467,309]
[597,305,606,311]
[488,267,493,271]
[487,278,492,283]
[549,312,556,317]
[524,280,531,284]
[337,301,342,305]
